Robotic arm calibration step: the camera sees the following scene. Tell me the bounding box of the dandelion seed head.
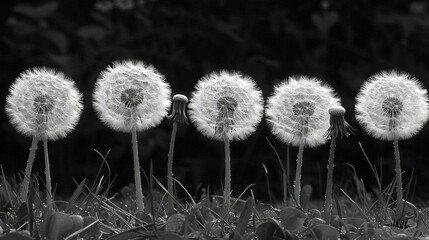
[120,88,144,107]
[33,95,55,114]
[93,60,171,132]
[293,101,315,116]
[188,71,264,141]
[266,76,340,147]
[382,97,403,117]
[217,96,238,112]
[355,70,429,140]
[5,67,83,140]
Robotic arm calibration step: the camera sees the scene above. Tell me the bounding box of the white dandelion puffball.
[266,76,340,147]
[355,70,429,140]
[93,60,171,132]
[188,71,264,141]
[5,67,83,140]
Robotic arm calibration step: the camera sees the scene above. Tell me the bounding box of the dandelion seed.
[6,67,83,208]
[355,70,429,225]
[93,60,171,213]
[188,70,264,216]
[266,75,339,206]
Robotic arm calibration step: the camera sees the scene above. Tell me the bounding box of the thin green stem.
[324,132,337,223]
[167,122,178,213]
[223,132,231,216]
[132,124,145,213]
[42,135,53,210]
[294,142,305,207]
[19,136,39,203]
[393,137,403,222]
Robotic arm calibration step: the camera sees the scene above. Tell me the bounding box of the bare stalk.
[167,122,178,213]
[324,132,337,222]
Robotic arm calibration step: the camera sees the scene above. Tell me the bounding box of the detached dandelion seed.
[266,76,339,206]
[5,67,83,209]
[188,71,264,215]
[93,60,171,213]
[355,70,429,224]
[166,94,188,214]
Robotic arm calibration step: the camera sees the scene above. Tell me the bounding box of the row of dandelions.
[5,62,429,226]
[264,71,429,225]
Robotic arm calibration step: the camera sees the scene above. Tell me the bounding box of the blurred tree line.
[1,0,429,202]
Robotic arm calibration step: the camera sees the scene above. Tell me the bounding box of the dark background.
[1,0,429,203]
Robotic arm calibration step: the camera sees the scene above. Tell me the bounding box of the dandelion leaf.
[280,207,306,232]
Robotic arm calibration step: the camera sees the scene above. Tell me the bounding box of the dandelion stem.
[132,124,145,213]
[285,144,290,205]
[282,168,287,205]
[294,142,305,207]
[19,136,39,203]
[324,131,337,223]
[167,122,178,213]
[393,137,404,223]
[223,132,231,216]
[42,135,53,210]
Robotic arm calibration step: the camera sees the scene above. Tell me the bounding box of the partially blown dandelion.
[6,67,83,209]
[266,76,339,206]
[93,60,171,213]
[355,70,429,224]
[188,71,264,215]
